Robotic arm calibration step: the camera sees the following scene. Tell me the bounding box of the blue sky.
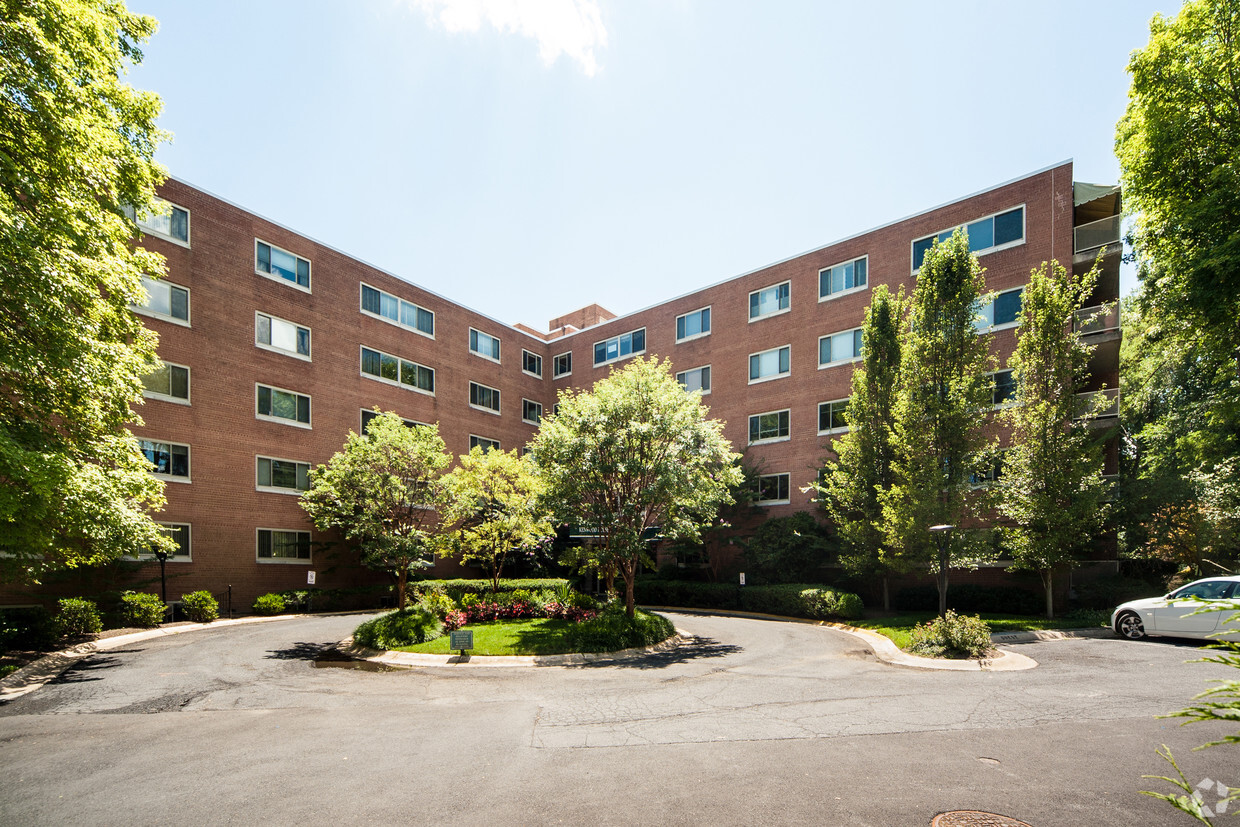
[129,0,1169,331]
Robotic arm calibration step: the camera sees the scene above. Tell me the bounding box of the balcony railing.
[1074,215,1122,254]
[1073,303,1120,335]
[1075,388,1120,419]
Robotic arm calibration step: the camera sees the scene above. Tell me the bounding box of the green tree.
[997,261,1109,618]
[300,412,450,610]
[440,446,554,593]
[530,356,744,618]
[740,511,835,585]
[1116,0,1240,368]
[0,0,174,582]
[881,232,995,616]
[813,284,907,610]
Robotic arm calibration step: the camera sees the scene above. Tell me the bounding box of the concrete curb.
[342,632,689,669]
[0,611,372,702]
[990,627,1114,644]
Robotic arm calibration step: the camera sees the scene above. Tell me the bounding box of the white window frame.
[676,364,711,396]
[755,473,791,506]
[911,204,1026,273]
[522,349,543,378]
[818,327,864,369]
[255,311,311,361]
[469,381,501,415]
[360,409,427,432]
[818,398,850,435]
[748,345,791,385]
[522,398,543,425]
[469,328,502,363]
[139,438,191,483]
[133,276,191,327]
[974,287,1025,334]
[748,409,791,446]
[256,528,312,565]
[818,255,869,302]
[256,455,312,496]
[553,351,572,379]
[128,522,192,562]
[255,383,312,429]
[359,345,435,397]
[359,282,435,339]
[142,361,191,406]
[255,238,311,293]
[593,328,646,368]
[749,281,791,322]
[469,435,501,452]
[130,198,191,248]
[675,305,712,343]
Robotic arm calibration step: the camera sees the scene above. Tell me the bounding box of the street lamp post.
[153,549,168,615]
[928,524,954,618]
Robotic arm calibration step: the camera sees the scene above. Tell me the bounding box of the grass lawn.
[847,610,1111,650]
[393,618,592,656]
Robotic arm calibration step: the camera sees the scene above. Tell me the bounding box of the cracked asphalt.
[1,611,1237,826]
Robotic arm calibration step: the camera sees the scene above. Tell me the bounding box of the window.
[749,281,790,320]
[134,276,190,324]
[819,256,868,300]
[140,439,189,480]
[360,283,435,337]
[749,345,791,383]
[257,528,311,563]
[553,351,572,378]
[360,409,424,432]
[819,328,864,367]
[912,206,1025,271]
[522,398,542,424]
[593,328,645,367]
[133,522,191,561]
[142,362,189,404]
[360,346,435,394]
[748,410,790,445]
[256,384,310,426]
[818,399,849,434]
[256,312,310,359]
[470,435,501,451]
[975,288,1024,332]
[126,198,190,245]
[255,240,310,290]
[754,473,791,505]
[970,455,1006,486]
[256,456,311,493]
[991,370,1017,406]
[676,307,711,342]
[522,350,543,377]
[469,381,500,414]
[469,328,501,362]
[676,365,711,395]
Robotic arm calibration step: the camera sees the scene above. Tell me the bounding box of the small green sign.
[449,629,474,652]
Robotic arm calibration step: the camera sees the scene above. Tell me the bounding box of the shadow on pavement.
[49,653,130,684]
[264,642,333,661]
[568,636,742,670]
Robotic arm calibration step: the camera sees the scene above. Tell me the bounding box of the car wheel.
[1116,611,1147,640]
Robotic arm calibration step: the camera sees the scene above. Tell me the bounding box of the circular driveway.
[1,612,1234,826]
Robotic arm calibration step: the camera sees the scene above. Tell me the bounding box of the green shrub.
[55,598,103,637]
[181,591,219,623]
[420,592,456,619]
[908,611,992,659]
[119,591,166,627]
[412,578,571,600]
[564,604,675,653]
[252,593,286,616]
[0,607,57,652]
[894,584,1042,615]
[741,512,837,584]
[635,578,739,609]
[352,607,442,649]
[799,588,865,620]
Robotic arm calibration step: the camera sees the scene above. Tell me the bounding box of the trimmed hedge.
[893,584,1042,616]
[119,591,166,627]
[277,584,394,612]
[55,598,103,637]
[0,607,57,652]
[353,607,442,649]
[411,578,571,598]
[562,604,675,653]
[253,593,286,615]
[181,591,219,623]
[634,579,864,620]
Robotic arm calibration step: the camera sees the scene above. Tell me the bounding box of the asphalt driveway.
[1,611,1235,825]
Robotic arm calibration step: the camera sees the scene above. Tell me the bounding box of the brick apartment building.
[8,160,1123,609]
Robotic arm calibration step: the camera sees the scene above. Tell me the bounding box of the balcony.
[1073,304,1120,335]
[1075,388,1120,420]
[1074,215,1122,254]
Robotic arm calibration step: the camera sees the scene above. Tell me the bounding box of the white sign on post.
[739,572,746,586]
[307,571,316,585]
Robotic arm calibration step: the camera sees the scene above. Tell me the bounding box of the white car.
[1112,576,1240,642]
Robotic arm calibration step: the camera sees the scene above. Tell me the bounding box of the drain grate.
[931,812,1033,827]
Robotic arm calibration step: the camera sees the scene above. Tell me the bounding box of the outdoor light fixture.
[153,548,168,606]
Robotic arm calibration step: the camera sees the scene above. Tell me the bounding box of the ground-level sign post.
[449,629,474,659]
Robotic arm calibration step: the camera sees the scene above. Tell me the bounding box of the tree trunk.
[622,559,637,619]
[397,565,407,611]
[882,576,890,613]
[1042,569,1055,620]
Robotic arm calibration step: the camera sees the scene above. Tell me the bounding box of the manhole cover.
[931,812,1033,827]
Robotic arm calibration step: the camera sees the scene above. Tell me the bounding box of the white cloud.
[411,0,607,76]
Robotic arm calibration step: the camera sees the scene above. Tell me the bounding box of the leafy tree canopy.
[0,0,173,582]
[530,356,743,617]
